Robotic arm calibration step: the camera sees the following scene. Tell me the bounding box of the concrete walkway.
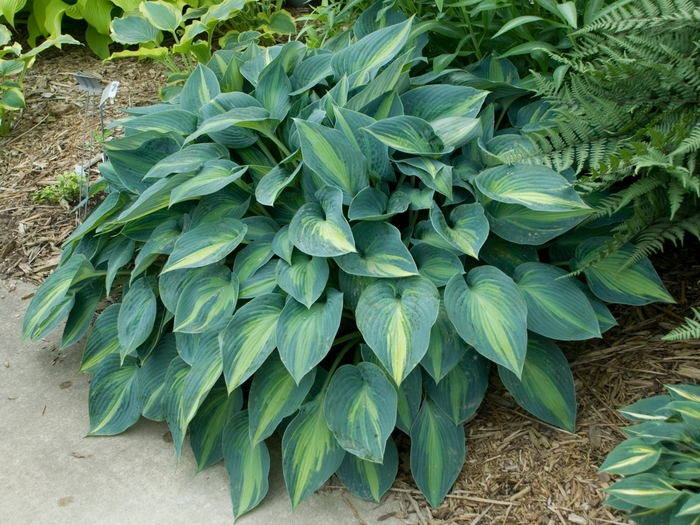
[0,279,403,525]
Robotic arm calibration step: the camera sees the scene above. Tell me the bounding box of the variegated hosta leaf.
[429,201,489,259]
[431,117,482,150]
[282,395,346,509]
[618,396,673,421]
[124,109,198,136]
[233,234,275,283]
[275,252,329,308]
[420,303,470,383]
[295,119,369,203]
[498,334,577,432]
[131,220,181,279]
[599,438,662,476]
[81,304,123,372]
[255,62,292,121]
[181,328,224,429]
[239,259,278,299]
[138,333,178,421]
[678,494,700,519]
[606,473,682,509]
[248,353,316,446]
[170,161,247,205]
[220,293,285,392]
[334,107,393,182]
[174,265,238,334]
[223,410,271,519]
[145,143,230,180]
[190,385,243,472]
[356,276,440,384]
[181,63,221,113]
[115,173,193,224]
[272,225,294,265]
[88,354,141,436]
[571,238,674,305]
[163,356,192,461]
[401,85,488,121]
[395,158,453,200]
[410,398,465,508]
[159,265,207,314]
[184,107,276,144]
[118,276,157,356]
[22,255,92,341]
[667,383,700,403]
[425,350,490,424]
[161,218,247,273]
[348,187,396,221]
[475,164,590,212]
[61,281,103,349]
[365,115,449,156]
[336,436,399,502]
[289,185,356,257]
[335,222,419,278]
[670,462,700,481]
[110,12,160,44]
[513,262,601,341]
[445,266,528,377]
[410,244,463,288]
[324,363,397,462]
[139,0,182,32]
[479,236,539,277]
[665,400,700,425]
[484,200,590,246]
[331,16,412,78]
[360,344,422,435]
[277,290,344,383]
[256,160,303,207]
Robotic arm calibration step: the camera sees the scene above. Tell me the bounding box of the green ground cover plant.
[600,384,700,525]
[32,171,86,204]
[21,3,676,518]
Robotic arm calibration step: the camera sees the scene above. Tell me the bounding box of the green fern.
[662,307,700,340]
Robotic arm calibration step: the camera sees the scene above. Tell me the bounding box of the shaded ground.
[2,45,699,525]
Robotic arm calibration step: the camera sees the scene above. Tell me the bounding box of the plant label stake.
[72,73,119,219]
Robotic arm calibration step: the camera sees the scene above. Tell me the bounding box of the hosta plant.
[601,384,700,525]
[22,9,675,518]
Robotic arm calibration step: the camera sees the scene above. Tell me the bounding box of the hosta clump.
[22,8,675,518]
[601,384,700,525]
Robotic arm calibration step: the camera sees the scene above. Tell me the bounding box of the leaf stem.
[321,337,360,392]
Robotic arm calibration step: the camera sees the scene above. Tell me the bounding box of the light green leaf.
[410,244,463,288]
[445,266,528,377]
[336,436,398,502]
[87,354,141,436]
[364,116,449,156]
[162,218,247,273]
[115,172,193,223]
[138,334,178,421]
[498,334,577,431]
[556,1,578,27]
[277,290,343,384]
[272,225,294,265]
[174,266,238,334]
[410,398,465,508]
[282,395,346,509]
[476,164,590,212]
[220,293,285,391]
[239,259,278,299]
[356,276,440,384]
[420,302,469,382]
[80,304,122,372]
[513,262,600,340]
[335,222,419,278]
[1,0,26,28]
[255,62,292,121]
[429,202,489,259]
[190,385,243,471]
[295,119,369,203]
[233,234,275,283]
[571,238,674,305]
[289,185,356,257]
[110,12,160,44]
[425,349,490,424]
[334,107,393,182]
[599,438,661,476]
[401,85,487,122]
[275,252,329,308]
[117,276,157,357]
[223,410,270,519]
[267,10,296,34]
[139,1,182,32]
[201,0,248,27]
[324,363,397,463]
[493,15,544,38]
[248,353,316,446]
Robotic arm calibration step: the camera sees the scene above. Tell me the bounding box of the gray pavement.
[0,279,403,525]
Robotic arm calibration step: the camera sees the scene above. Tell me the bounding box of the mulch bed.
[2,44,699,525]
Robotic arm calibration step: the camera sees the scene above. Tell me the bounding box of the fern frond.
[662,307,700,340]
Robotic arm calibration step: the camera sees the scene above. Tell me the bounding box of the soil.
[2,44,700,525]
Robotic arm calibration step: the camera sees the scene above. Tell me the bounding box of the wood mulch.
[2,44,700,525]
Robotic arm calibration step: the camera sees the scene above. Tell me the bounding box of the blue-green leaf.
[88,354,141,436]
[336,436,399,502]
[275,252,329,308]
[429,202,489,259]
[118,276,157,357]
